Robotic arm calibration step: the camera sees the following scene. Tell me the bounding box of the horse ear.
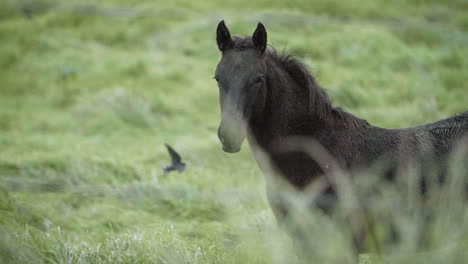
[252,22,267,54]
[216,20,232,51]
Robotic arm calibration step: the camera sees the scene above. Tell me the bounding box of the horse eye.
[254,76,264,85]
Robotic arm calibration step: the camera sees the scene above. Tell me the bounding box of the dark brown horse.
[214,20,468,252]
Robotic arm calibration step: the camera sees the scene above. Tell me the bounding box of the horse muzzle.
[218,119,246,153]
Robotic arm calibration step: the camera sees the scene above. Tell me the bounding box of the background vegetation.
[0,0,467,263]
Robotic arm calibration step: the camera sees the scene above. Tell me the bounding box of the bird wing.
[165,144,182,164]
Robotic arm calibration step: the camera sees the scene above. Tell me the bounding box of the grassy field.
[1,0,467,263]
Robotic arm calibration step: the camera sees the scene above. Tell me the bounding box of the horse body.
[244,48,467,190]
[214,20,468,250]
[250,85,467,179]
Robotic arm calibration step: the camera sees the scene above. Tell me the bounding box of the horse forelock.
[231,37,255,51]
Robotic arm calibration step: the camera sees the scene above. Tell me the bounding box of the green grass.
[1,0,467,263]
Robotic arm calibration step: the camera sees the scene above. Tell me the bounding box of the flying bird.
[163,144,186,175]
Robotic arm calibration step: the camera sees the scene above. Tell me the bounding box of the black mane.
[266,47,369,128]
[228,36,369,128]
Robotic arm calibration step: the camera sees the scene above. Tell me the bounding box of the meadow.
[0,0,467,263]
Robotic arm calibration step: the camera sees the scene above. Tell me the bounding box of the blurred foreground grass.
[1,0,467,263]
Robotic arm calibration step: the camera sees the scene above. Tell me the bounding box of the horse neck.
[248,60,330,149]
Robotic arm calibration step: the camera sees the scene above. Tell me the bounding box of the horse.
[213,20,468,252]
